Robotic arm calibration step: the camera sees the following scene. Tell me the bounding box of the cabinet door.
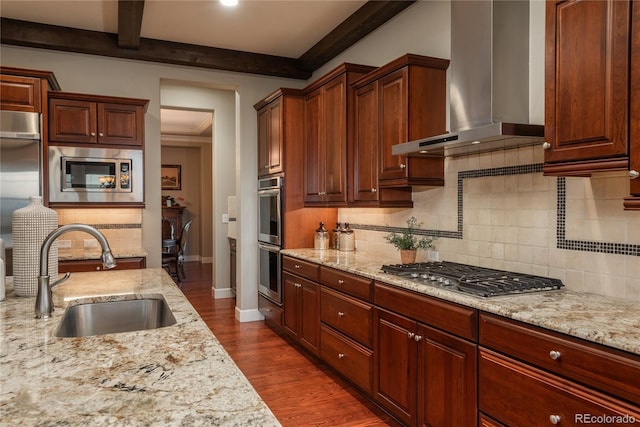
[417,324,477,427]
[544,0,630,166]
[257,106,270,176]
[378,68,409,181]
[282,273,300,339]
[629,2,640,199]
[98,103,144,146]
[49,98,97,143]
[299,280,320,354]
[0,74,41,112]
[257,99,283,177]
[322,75,348,203]
[373,308,417,426]
[353,82,380,202]
[304,88,324,203]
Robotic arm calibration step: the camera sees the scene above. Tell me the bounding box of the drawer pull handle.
[294,282,302,288]
[338,311,345,317]
[414,335,423,342]
[294,264,300,269]
[549,350,561,360]
[338,279,345,285]
[549,415,561,424]
[407,332,415,339]
[338,353,345,359]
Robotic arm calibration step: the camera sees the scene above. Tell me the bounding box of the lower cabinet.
[373,307,477,427]
[59,256,146,272]
[282,271,321,355]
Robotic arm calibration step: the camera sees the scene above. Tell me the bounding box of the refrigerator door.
[0,110,42,246]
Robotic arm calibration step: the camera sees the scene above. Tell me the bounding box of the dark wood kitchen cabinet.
[373,284,477,427]
[625,1,640,209]
[282,256,321,355]
[255,89,303,177]
[303,63,375,206]
[479,313,640,426]
[352,55,449,192]
[48,92,147,147]
[0,66,60,113]
[543,0,632,176]
[59,256,146,272]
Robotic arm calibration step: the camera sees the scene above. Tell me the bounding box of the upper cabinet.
[49,92,147,148]
[256,93,283,177]
[352,55,449,206]
[625,1,640,210]
[0,66,60,113]
[543,0,631,175]
[303,63,375,206]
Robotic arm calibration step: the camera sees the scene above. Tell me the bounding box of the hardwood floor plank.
[176,262,400,427]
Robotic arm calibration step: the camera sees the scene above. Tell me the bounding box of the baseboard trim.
[235,306,265,323]
[213,287,234,299]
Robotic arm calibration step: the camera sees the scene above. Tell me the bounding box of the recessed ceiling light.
[220,0,238,6]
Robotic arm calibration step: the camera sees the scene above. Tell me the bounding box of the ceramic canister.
[12,196,58,297]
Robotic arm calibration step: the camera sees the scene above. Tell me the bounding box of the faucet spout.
[35,224,117,319]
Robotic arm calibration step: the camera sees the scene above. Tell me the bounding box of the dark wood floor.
[177,261,401,427]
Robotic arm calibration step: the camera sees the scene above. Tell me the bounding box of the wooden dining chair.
[162,220,192,284]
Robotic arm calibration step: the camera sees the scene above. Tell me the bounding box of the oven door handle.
[258,242,281,252]
[258,188,281,196]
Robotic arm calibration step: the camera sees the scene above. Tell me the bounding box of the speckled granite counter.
[0,269,280,426]
[281,248,640,356]
[58,247,147,261]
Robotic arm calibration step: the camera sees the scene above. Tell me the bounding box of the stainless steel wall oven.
[258,175,283,305]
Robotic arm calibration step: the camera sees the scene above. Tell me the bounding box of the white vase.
[12,196,58,297]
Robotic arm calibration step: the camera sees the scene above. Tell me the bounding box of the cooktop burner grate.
[381,261,564,297]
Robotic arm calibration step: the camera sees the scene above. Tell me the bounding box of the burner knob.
[430,275,437,281]
[443,279,451,286]
[549,415,561,425]
[437,277,444,283]
[549,350,561,360]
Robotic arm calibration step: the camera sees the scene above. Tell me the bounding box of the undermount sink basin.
[56,294,177,338]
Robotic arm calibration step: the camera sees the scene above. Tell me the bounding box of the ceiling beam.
[118,0,145,49]
[0,18,310,79]
[298,0,416,72]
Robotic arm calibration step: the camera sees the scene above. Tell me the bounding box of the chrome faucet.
[35,224,117,319]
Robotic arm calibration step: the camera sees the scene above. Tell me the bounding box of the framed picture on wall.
[161,165,182,190]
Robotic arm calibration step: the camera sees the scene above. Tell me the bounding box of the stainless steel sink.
[56,294,177,338]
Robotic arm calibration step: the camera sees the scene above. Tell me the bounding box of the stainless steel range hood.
[393,0,544,157]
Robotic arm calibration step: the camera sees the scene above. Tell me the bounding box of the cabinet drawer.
[479,349,640,427]
[59,257,146,272]
[321,287,372,347]
[320,266,372,302]
[480,313,640,405]
[259,294,282,327]
[374,282,477,341]
[320,325,373,395]
[282,256,319,280]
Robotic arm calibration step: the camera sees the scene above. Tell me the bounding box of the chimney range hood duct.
[392,0,544,157]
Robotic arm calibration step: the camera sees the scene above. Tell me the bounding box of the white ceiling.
[161,108,213,138]
[0,0,367,58]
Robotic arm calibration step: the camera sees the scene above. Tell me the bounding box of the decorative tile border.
[351,164,639,257]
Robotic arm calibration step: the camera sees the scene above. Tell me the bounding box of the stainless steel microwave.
[48,146,143,204]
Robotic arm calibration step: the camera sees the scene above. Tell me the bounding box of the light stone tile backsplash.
[339,146,640,301]
[55,208,143,252]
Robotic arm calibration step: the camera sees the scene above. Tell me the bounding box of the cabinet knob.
[99,132,104,137]
[549,415,561,425]
[338,311,345,317]
[414,335,423,342]
[549,350,561,360]
[542,142,551,150]
[629,170,639,179]
[95,266,101,271]
[399,163,406,169]
[337,279,345,285]
[371,188,377,193]
[338,353,345,359]
[294,282,302,288]
[294,264,300,269]
[91,132,96,137]
[407,332,415,339]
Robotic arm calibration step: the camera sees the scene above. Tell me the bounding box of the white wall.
[0,45,305,320]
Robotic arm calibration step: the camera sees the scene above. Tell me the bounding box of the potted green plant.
[384,216,437,264]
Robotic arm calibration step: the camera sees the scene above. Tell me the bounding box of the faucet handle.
[50,272,71,289]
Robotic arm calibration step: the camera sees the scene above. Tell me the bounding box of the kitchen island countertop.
[0,268,280,426]
[282,248,640,356]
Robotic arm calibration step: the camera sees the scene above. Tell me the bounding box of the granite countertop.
[58,247,148,261]
[281,248,640,356]
[0,269,280,426]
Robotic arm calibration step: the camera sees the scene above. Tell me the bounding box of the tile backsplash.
[339,146,640,301]
[55,208,143,252]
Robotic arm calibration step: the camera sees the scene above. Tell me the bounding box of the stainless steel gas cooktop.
[381,261,564,297]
